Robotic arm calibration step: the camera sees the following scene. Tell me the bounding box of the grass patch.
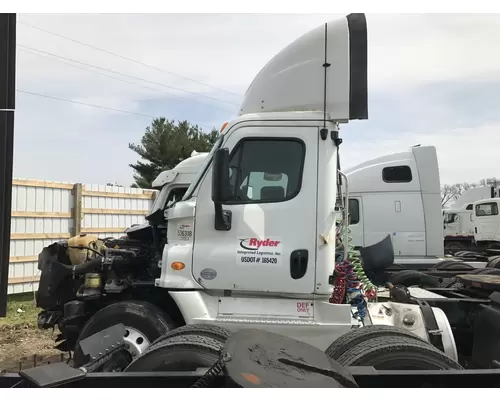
[0,292,39,328]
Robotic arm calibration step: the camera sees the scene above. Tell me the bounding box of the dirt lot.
[0,293,62,371]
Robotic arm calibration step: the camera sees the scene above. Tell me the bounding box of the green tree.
[129,118,219,188]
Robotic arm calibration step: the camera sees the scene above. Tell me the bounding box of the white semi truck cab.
[444,186,500,252]
[35,14,459,368]
[472,198,500,248]
[344,145,443,258]
[153,14,455,353]
[150,151,208,211]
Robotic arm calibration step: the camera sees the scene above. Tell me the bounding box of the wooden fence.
[8,179,157,294]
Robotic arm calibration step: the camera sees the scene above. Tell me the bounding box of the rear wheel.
[432,260,475,271]
[389,270,439,287]
[325,325,427,360]
[73,300,176,370]
[445,242,466,253]
[151,324,231,346]
[487,256,500,269]
[336,335,463,370]
[125,334,223,372]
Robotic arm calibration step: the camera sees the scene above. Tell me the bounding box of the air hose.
[329,215,377,322]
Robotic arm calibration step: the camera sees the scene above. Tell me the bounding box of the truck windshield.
[182,134,224,200]
[444,213,458,223]
[149,185,188,216]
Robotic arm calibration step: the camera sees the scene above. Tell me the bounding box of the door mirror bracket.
[212,148,232,231]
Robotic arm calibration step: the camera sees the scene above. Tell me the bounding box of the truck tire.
[432,260,475,271]
[151,323,231,346]
[325,325,427,360]
[336,335,463,370]
[486,256,500,269]
[73,300,176,369]
[444,242,466,253]
[389,270,436,287]
[125,334,222,372]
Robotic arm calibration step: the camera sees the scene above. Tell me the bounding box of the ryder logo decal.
[237,237,282,266]
[239,238,281,251]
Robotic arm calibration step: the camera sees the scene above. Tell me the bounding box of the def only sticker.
[237,237,282,266]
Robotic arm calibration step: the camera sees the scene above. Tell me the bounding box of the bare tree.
[441,177,498,207]
[479,177,499,186]
[441,184,462,207]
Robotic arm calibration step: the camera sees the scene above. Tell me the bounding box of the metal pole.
[339,171,349,261]
[0,13,16,317]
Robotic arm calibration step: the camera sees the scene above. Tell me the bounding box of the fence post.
[72,183,83,236]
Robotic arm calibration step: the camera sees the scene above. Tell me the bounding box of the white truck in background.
[344,145,443,267]
[152,148,484,270]
[471,198,500,251]
[443,186,500,252]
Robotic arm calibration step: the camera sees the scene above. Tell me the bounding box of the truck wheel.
[336,335,463,370]
[486,256,500,269]
[432,260,475,271]
[151,323,231,346]
[445,242,465,253]
[73,300,176,370]
[125,334,222,372]
[389,270,435,287]
[325,325,426,360]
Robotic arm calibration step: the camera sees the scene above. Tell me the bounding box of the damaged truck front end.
[36,226,161,352]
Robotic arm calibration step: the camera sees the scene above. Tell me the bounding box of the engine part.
[222,329,358,388]
[63,300,85,319]
[76,273,103,300]
[36,244,102,311]
[335,335,463,370]
[389,284,411,303]
[67,234,103,265]
[103,279,128,294]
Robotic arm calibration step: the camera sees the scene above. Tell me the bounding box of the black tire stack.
[125,324,230,373]
[325,325,462,370]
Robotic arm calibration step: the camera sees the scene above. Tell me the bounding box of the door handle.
[290,250,308,280]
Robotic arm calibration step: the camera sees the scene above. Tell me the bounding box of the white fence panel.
[7,179,157,294]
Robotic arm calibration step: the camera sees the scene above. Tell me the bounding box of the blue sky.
[12,13,500,186]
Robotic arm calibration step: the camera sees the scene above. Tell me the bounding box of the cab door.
[191,125,319,295]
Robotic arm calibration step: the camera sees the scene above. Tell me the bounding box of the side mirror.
[211,148,232,231]
[212,148,231,204]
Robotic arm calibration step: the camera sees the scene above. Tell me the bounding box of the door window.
[227,138,305,204]
[348,199,360,224]
[475,202,499,217]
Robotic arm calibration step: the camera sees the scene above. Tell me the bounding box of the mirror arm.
[214,203,232,231]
